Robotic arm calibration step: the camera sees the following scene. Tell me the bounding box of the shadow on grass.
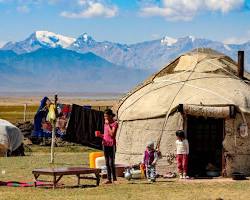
[127,179,176,185]
[35,184,98,189]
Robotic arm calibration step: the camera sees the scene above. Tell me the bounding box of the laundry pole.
[50,94,58,164]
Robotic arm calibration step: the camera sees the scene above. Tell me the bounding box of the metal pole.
[238,51,244,79]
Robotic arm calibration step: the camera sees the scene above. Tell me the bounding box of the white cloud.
[16,5,30,13]
[78,0,88,6]
[61,0,118,18]
[205,0,244,13]
[140,0,245,21]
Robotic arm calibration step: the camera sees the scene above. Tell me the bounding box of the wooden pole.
[238,51,244,79]
[50,94,58,164]
[23,103,27,122]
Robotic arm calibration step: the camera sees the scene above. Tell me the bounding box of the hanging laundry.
[47,104,56,122]
[65,104,104,150]
[56,104,72,138]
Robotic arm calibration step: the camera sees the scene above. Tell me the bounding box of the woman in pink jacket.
[96,109,118,184]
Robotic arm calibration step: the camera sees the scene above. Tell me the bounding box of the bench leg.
[34,174,40,187]
[76,174,80,186]
[53,175,56,189]
[53,175,63,189]
[95,172,100,186]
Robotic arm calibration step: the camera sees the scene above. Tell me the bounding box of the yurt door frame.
[185,115,225,177]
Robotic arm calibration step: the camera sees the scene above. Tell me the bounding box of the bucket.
[89,152,104,168]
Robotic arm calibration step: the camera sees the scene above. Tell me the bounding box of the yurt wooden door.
[186,115,224,177]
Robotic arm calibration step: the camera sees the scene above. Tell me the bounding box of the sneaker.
[179,173,183,179]
[183,173,189,179]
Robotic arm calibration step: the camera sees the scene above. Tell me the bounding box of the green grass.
[0,147,250,200]
[29,145,98,153]
[0,105,37,123]
[0,105,112,123]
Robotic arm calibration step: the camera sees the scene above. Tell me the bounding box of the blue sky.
[0,0,250,46]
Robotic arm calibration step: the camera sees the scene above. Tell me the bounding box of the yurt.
[0,119,24,156]
[115,48,250,177]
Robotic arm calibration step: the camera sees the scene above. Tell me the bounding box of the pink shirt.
[102,121,118,147]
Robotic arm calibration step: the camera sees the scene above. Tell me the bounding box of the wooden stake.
[50,122,56,164]
[50,94,58,164]
[23,103,27,122]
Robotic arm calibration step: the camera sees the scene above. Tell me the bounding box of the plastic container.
[95,156,105,169]
[140,164,146,178]
[89,152,104,168]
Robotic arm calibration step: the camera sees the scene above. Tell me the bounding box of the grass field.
[0,98,249,199]
[0,105,37,123]
[0,95,117,123]
[0,147,250,200]
[0,103,113,123]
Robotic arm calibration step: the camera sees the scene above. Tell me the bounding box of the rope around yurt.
[156,48,202,152]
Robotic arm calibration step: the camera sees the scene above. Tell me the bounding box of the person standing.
[31,97,51,139]
[176,130,189,179]
[96,109,118,184]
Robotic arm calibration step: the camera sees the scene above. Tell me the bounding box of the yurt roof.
[118,48,250,121]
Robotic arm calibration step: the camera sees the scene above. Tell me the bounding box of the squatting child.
[142,141,158,182]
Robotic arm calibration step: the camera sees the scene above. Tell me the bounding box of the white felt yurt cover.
[0,119,23,153]
[118,49,250,121]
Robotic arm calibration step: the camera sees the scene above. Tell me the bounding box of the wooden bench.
[32,167,101,189]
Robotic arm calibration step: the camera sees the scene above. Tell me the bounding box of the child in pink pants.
[176,130,189,179]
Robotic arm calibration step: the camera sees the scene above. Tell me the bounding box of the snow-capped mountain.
[161,36,178,46]
[71,33,96,47]
[1,31,250,92]
[68,34,250,70]
[1,31,250,71]
[2,31,75,54]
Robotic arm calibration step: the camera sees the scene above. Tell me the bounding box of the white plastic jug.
[95,156,105,169]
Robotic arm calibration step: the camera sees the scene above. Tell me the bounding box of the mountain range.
[1,31,250,92]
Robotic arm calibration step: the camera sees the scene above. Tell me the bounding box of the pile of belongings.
[15,121,34,138]
[31,96,71,145]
